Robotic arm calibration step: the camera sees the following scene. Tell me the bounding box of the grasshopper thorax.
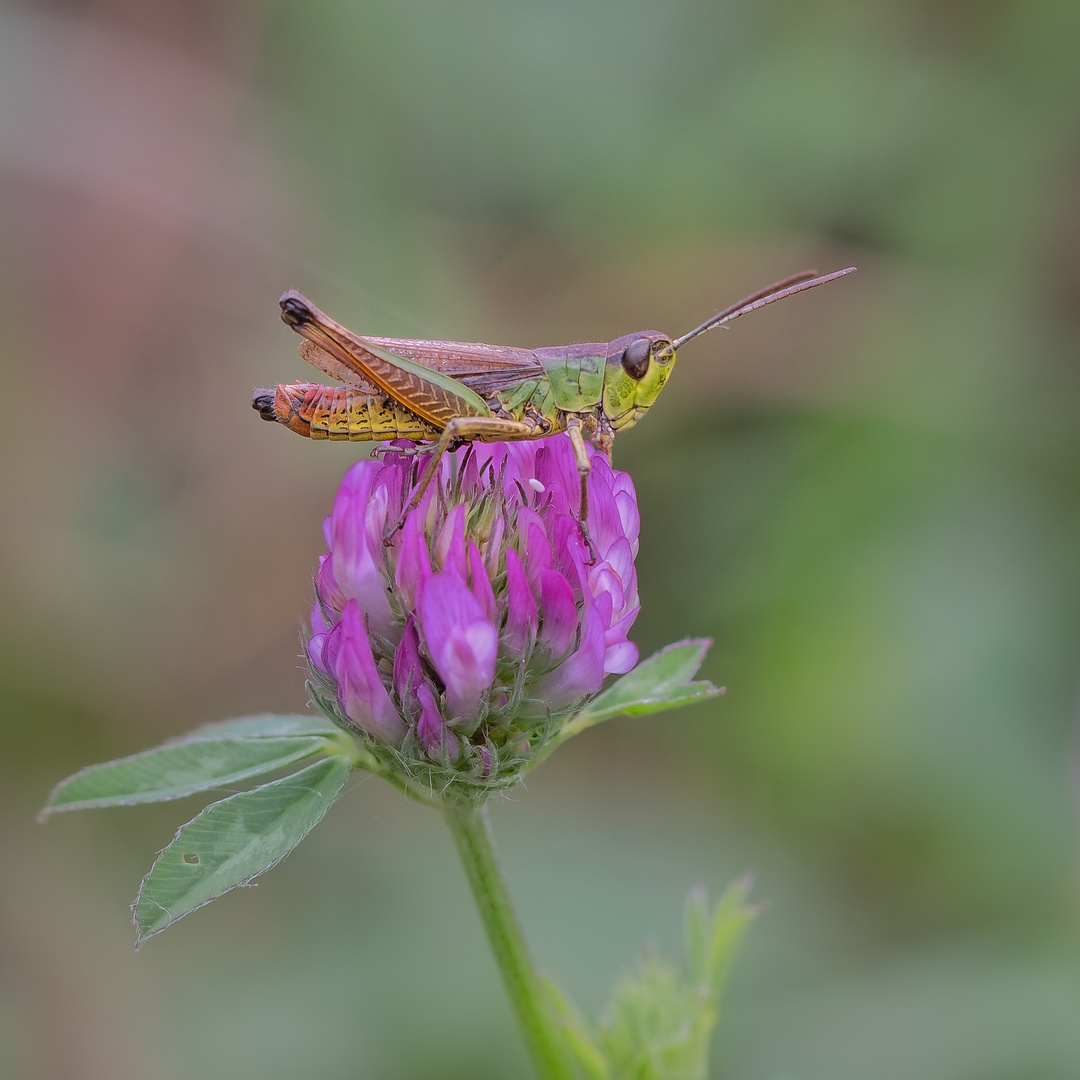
[601,330,676,432]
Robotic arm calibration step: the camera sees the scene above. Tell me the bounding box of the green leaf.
[565,639,722,735]
[185,713,341,739]
[132,756,351,946]
[700,876,758,995]
[40,736,334,818]
[683,886,711,988]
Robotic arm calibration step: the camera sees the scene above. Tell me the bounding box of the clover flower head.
[306,435,640,800]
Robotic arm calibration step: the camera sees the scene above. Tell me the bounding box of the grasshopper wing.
[362,336,543,399]
[297,340,378,392]
[280,292,493,428]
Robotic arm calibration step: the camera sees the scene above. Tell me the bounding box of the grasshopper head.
[597,267,857,436]
[602,331,677,432]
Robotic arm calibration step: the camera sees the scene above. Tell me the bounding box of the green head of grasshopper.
[596,330,679,434]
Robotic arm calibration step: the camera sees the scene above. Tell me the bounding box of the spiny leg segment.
[385,415,540,541]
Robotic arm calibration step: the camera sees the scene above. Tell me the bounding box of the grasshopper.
[253,267,855,526]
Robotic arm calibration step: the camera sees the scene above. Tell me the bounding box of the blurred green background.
[2,1,1079,1077]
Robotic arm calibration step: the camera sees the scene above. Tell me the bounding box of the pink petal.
[535,439,580,504]
[585,466,623,556]
[459,448,481,496]
[516,507,552,599]
[335,601,406,744]
[614,489,640,547]
[310,596,331,638]
[330,462,394,639]
[586,563,627,622]
[416,682,460,761]
[548,512,586,595]
[435,504,467,580]
[315,552,344,616]
[417,573,497,721]
[605,605,641,649]
[392,617,423,705]
[468,541,497,625]
[504,547,538,656]
[485,514,506,580]
[539,567,578,657]
[534,595,606,708]
[604,639,638,675]
[394,508,432,611]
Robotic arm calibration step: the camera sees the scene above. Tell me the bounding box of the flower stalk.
[444,802,575,1080]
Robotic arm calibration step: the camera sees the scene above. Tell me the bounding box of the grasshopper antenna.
[665,266,857,354]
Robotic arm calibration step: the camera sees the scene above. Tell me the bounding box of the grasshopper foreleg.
[594,416,615,463]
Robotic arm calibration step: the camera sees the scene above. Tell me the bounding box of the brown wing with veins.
[281,289,545,424]
[281,293,485,427]
[362,336,544,398]
[298,340,378,392]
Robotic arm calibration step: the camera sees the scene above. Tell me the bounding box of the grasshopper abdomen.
[253,382,441,442]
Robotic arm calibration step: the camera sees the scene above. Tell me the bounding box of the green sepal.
[131,756,351,947]
[562,639,722,739]
[40,731,339,818]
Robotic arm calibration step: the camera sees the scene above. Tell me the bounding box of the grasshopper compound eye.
[620,337,652,380]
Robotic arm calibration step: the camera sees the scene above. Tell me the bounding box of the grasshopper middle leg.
[565,418,592,522]
[565,417,601,563]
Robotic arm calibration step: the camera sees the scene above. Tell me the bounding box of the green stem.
[444,802,574,1080]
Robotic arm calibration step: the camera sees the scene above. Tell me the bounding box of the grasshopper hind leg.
[384,416,540,543]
